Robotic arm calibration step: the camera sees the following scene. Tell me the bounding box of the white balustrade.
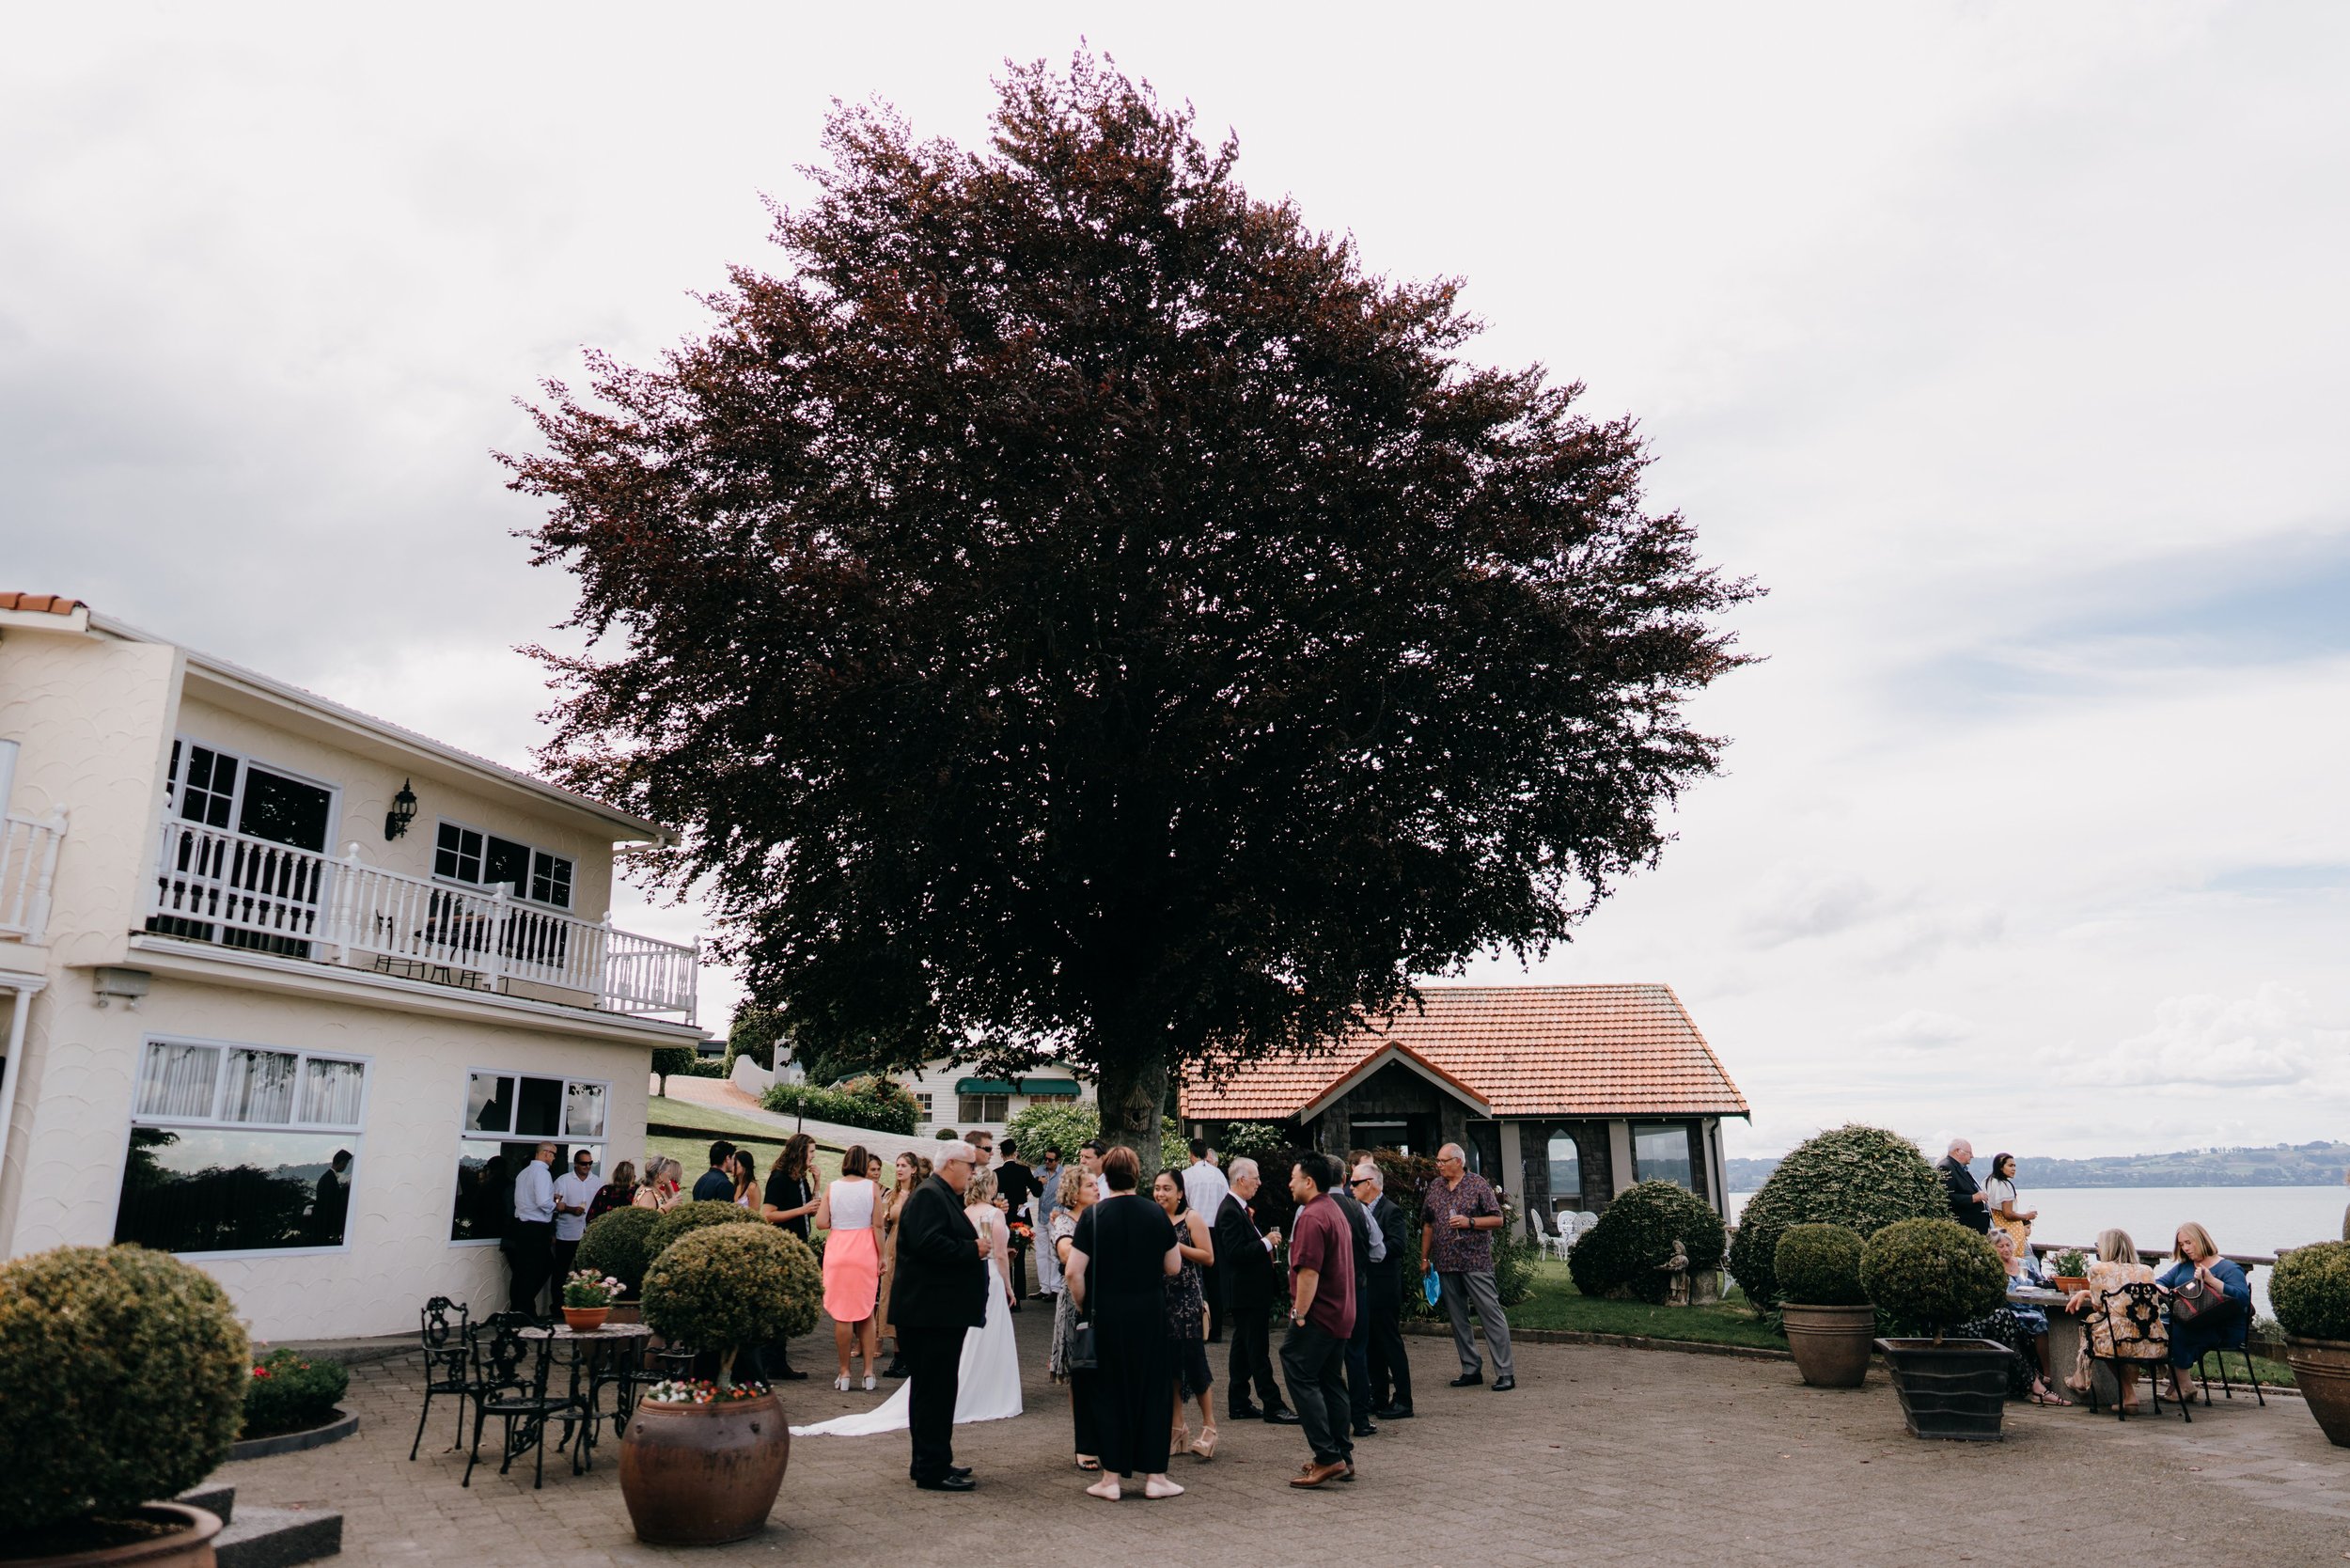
[0,808,67,943]
[146,815,697,1020]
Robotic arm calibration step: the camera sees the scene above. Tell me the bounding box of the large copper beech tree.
[509,56,1755,1172]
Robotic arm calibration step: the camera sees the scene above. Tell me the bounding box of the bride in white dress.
[791,1168,1023,1436]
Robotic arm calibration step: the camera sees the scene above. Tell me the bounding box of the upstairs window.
[434,821,574,910]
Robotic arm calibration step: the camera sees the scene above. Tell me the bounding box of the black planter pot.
[1874,1338,2013,1441]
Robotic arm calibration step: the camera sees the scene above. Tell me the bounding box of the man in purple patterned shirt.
[1418,1142,1515,1391]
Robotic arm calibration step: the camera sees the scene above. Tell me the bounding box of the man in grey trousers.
[1418,1142,1515,1392]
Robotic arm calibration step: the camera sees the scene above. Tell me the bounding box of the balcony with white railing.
[1,808,66,946]
[145,814,698,1023]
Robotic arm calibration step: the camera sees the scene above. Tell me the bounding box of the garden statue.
[1656,1238,1691,1306]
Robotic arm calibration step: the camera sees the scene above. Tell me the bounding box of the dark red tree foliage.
[507,55,1756,1170]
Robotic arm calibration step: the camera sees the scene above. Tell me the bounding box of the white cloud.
[1857,1010,1980,1052]
[2056,984,2350,1092]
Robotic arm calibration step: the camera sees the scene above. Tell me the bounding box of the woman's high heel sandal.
[1190,1425,1216,1461]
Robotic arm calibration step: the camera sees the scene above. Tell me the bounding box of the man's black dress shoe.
[1351,1420,1378,1437]
[1228,1403,1261,1419]
[948,1465,973,1479]
[916,1474,977,1492]
[882,1357,910,1378]
[1449,1372,1482,1388]
[1492,1375,1516,1391]
[1263,1406,1302,1424]
[1374,1403,1415,1419]
[774,1365,810,1381]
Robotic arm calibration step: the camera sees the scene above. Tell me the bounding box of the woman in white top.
[792,1166,1024,1438]
[1984,1152,2035,1263]
[817,1145,885,1390]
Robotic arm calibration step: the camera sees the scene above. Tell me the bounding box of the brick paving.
[231,1307,2350,1567]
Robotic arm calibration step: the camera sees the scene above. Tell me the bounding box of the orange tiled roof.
[1180,984,1748,1121]
[0,593,86,615]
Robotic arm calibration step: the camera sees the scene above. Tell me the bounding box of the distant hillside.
[1729,1140,2350,1192]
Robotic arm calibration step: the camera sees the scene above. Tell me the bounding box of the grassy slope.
[639,1094,845,1189]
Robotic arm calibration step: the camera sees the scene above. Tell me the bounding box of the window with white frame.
[433,820,574,911]
[958,1092,1010,1123]
[114,1038,368,1254]
[914,1092,933,1121]
[450,1069,609,1241]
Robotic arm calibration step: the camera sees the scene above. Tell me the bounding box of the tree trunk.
[1091,1047,1167,1180]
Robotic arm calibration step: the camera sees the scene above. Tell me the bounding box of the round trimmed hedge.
[2272,1241,2350,1342]
[1568,1181,1727,1303]
[645,1198,765,1261]
[576,1205,662,1294]
[1726,1124,1950,1309]
[0,1245,251,1529]
[1859,1217,2005,1336]
[1774,1223,1867,1306]
[642,1224,822,1382]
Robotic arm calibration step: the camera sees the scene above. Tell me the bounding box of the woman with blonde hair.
[877,1150,930,1378]
[1048,1167,1102,1470]
[2063,1228,2162,1409]
[2157,1221,2250,1403]
[634,1157,685,1211]
[817,1144,885,1390]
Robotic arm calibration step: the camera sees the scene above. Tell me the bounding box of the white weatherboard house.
[895,1058,1094,1139]
[0,593,702,1340]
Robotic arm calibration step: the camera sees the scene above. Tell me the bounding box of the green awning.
[955,1077,1080,1096]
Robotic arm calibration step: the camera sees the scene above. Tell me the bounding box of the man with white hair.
[1420,1141,1515,1392]
[1210,1155,1291,1420]
[1353,1160,1415,1419]
[1938,1137,1990,1234]
[887,1139,993,1491]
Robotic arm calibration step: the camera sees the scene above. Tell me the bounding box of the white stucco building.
[0,593,702,1340]
[895,1058,1093,1140]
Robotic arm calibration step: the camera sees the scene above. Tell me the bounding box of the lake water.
[1727,1185,2348,1318]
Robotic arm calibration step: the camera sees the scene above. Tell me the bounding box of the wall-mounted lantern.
[384,778,418,841]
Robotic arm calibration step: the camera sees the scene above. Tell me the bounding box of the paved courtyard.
[236,1307,2350,1567]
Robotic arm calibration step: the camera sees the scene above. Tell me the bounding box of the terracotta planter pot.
[16,1503,223,1568]
[2052,1276,2088,1296]
[562,1306,612,1332]
[606,1299,642,1325]
[619,1390,791,1545]
[2283,1336,2350,1447]
[1781,1303,1876,1388]
[1875,1338,2012,1441]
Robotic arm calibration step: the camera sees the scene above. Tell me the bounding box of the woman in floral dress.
[1152,1168,1217,1460]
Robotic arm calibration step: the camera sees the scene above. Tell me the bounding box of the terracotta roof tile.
[1181,984,1747,1121]
[0,592,86,615]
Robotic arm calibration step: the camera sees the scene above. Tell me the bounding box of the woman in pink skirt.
[816,1145,885,1390]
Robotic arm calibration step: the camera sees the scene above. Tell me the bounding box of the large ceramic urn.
[1780,1303,1876,1388]
[619,1390,791,1545]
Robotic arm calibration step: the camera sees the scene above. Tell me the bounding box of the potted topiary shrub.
[0,1245,250,1566]
[575,1204,661,1323]
[2271,1241,2350,1446]
[1567,1180,1728,1304]
[1861,1218,2013,1440]
[1776,1224,1873,1388]
[623,1223,822,1545]
[1726,1124,1950,1310]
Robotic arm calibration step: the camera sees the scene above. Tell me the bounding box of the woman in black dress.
[1068,1145,1183,1501]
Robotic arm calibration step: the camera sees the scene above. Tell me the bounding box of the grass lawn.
[1496,1258,1785,1352]
[639,1094,845,1189]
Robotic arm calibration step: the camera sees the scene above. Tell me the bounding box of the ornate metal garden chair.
[2084,1280,2188,1424]
[408,1295,474,1461]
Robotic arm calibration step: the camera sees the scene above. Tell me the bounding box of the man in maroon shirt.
[1280,1151,1357,1487]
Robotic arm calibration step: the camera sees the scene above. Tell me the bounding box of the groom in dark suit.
[888,1138,990,1491]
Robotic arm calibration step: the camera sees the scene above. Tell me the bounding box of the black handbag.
[2169,1273,2232,1328]
[1067,1316,1098,1372]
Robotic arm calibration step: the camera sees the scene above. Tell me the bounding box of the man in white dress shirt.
[551,1148,602,1288]
[508,1141,558,1314]
[1032,1149,1065,1296]
[1182,1139,1231,1341]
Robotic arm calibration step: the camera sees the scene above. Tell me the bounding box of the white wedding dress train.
[791,1215,1023,1437]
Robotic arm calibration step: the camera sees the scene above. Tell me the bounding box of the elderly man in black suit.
[1211,1156,1292,1421]
[888,1137,991,1491]
[1354,1160,1414,1419]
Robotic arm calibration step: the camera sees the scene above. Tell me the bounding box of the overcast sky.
[6,3,2343,1160]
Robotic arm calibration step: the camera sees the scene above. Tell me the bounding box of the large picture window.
[451,1069,608,1242]
[1631,1122,1696,1190]
[115,1038,367,1255]
[958,1092,1010,1123]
